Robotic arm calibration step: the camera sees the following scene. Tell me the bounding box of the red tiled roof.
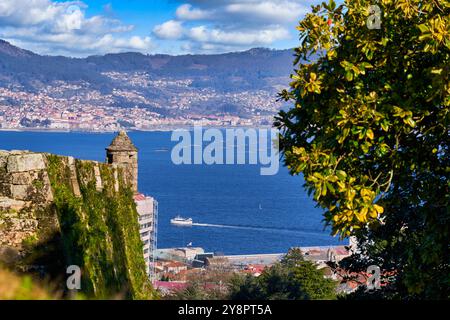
[335,248,350,255]
[134,193,146,201]
[245,264,266,273]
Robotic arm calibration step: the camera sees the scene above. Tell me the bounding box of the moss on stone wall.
[45,155,154,299]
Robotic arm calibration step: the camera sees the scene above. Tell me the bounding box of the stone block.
[94,164,103,191]
[0,152,8,169]
[7,153,46,173]
[40,172,54,202]
[68,157,81,197]
[10,185,30,200]
[9,218,38,231]
[0,197,28,211]
[9,172,33,185]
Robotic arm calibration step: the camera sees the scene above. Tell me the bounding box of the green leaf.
[417,24,429,33]
[326,181,335,193]
[404,117,416,127]
[336,170,347,180]
[345,70,353,81]
[380,121,389,132]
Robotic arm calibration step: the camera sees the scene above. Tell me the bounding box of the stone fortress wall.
[0,132,154,299]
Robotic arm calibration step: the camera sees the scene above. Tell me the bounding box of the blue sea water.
[0,130,344,254]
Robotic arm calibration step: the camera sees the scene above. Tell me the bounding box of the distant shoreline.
[0,125,274,134]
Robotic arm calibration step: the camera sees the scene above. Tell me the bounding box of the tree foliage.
[165,268,235,300]
[229,249,336,300]
[275,0,449,298]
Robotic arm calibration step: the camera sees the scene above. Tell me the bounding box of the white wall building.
[134,193,158,280]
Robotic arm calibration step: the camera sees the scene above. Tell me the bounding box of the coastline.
[0,124,274,134]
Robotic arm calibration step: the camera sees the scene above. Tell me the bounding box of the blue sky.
[0,0,322,57]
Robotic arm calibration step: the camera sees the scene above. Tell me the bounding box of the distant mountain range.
[0,39,297,126]
[0,39,295,90]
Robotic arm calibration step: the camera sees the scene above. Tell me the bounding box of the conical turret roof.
[106,130,137,152]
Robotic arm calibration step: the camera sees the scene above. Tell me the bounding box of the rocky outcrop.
[0,150,153,299]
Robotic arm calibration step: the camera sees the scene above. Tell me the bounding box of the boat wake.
[191,222,325,236]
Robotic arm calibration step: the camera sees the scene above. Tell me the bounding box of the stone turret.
[106,131,138,193]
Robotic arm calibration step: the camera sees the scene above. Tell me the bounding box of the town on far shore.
[0,79,282,132]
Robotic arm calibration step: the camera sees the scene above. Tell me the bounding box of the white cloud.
[175,4,211,20]
[187,25,290,46]
[173,0,310,24]
[0,0,61,26]
[0,0,154,56]
[225,1,308,23]
[153,20,184,40]
[157,0,314,53]
[0,0,319,55]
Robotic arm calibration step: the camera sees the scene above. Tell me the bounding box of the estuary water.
[0,130,343,254]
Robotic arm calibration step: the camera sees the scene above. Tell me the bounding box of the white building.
[134,193,158,280]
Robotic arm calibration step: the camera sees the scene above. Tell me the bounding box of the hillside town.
[0,74,283,131]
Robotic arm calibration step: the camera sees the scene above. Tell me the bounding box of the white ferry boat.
[170,216,193,226]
